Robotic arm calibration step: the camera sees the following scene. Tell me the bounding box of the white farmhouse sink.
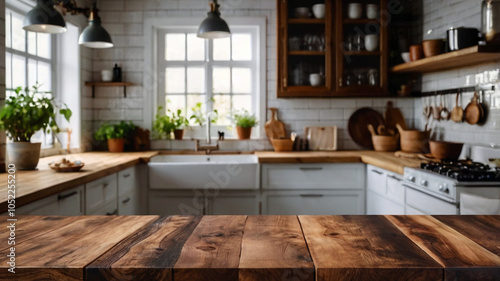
[148,155,259,190]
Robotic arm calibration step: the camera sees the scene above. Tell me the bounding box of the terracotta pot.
[6,142,41,170]
[409,45,423,61]
[236,126,252,140]
[173,129,184,140]
[422,39,443,57]
[107,138,125,152]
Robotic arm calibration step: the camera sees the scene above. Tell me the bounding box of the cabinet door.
[207,192,259,215]
[367,190,404,215]
[87,201,119,216]
[277,0,334,97]
[118,191,138,215]
[17,185,84,216]
[85,174,118,214]
[263,190,364,215]
[148,191,205,216]
[118,166,138,196]
[366,165,387,195]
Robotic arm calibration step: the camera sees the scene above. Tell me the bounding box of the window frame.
[144,17,267,139]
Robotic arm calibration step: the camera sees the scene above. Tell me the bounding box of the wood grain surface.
[299,215,443,281]
[433,215,500,256]
[174,216,247,281]
[87,216,201,281]
[387,215,500,281]
[0,216,157,281]
[0,151,159,210]
[239,216,314,281]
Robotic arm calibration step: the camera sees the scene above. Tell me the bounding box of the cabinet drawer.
[118,166,137,196]
[85,174,117,214]
[386,173,404,205]
[88,201,118,216]
[118,191,138,215]
[405,187,458,215]
[17,185,84,216]
[367,191,404,215]
[366,165,386,195]
[262,164,365,190]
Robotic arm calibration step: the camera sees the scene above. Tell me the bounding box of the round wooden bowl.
[422,39,443,58]
[429,141,464,160]
[271,138,294,152]
[397,125,430,153]
[372,134,400,152]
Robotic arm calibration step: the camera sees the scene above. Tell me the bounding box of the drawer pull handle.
[300,194,324,197]
[122,197,131,204]
[371,169,383,175]
[123,173,131,178]
[106,210,118,216]
[299,167,323,171]
[387,175,402,182]
[103,183,109,188]
[58,191,78,201]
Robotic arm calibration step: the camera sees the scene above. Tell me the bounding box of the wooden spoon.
[432,95,441,121]
[450,92,463,122]
[464,92,482,125]
[367,124,377,136]
[377,124,388,136]
[440,95,450,120]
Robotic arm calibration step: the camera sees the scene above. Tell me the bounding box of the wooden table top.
[1,215,499,281]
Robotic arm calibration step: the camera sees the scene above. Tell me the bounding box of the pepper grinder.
[112,64,122,82]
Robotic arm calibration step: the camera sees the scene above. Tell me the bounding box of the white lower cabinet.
[118,191,138,215]
[118,166,140,215]
[87,201,118,216]
[207,192,259,215]
[85,174,118,215]
[17,185,84,216]
[366,165,405,215]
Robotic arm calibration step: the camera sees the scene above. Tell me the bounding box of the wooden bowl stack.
[271,138,294,152]
[397,124,431,153]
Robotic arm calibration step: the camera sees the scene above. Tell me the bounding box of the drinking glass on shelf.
[354,34,364,51]
[344,70,354,86]
[368,69,379,86]
[356,70,367,85]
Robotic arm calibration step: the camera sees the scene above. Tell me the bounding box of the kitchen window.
[156,19,265,138]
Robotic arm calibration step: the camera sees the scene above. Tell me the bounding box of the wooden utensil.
[265,108,286,141]
[367,124,377,136]
[464,92,483,125]
[440,95,450,120]
[377,124,387,135]
[451,92,464,123]
[384,101,406,131]
[423,97,432,119]
[348,108,385,148]
[432,95,441,120]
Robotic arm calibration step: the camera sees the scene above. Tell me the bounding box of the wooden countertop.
[0,151,159,210]
[1,215,499,281]
[255,150,423,174]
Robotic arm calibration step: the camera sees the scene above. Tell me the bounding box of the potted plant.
[233,110,258,140]
[94,121,136,152]
[153,107,175,140]
[170,109,190,140]
[0,85,72,170]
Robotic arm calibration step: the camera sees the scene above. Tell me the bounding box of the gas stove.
[420,161,500,182]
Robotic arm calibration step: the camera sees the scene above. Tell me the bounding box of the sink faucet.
[195,113,219,154]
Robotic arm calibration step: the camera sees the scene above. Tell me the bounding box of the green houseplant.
[233,110,258,140]
[153,107,190,140]
[0,85,72,170]
[94,121,136,152]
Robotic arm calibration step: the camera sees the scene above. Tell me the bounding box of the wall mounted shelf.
[391,45,500,74]
[85,82,135,98]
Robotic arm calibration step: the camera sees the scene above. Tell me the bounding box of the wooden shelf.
[343,18,379,24]
[85,82,135,98]
[288,50,326,56]
[288,18,325,24]
[344,51,381,56]
[391,45,500,74]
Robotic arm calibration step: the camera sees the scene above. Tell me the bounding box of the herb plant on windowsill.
[153,107,190,140]
[0,85,72,170]
[94,121,136,152]
[233,110,258,140]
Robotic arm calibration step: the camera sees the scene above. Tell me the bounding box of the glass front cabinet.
[277,0,388,97]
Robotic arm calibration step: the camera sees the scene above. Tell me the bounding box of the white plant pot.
[7,142,41,170]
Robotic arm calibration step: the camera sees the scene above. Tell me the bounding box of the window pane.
[232,95,252,112]
[28,59,37,88]
[38,61,52,91]
[28,31,36,55]
[37,33,51,59]
[165,67,185,93]
[165,33,186,61]
[187,34,204,61]
[11,12,25,52]
[187,94,204,124]
[187,67,205,94]
[213,94,231,125]
[12,54,25,88]
[6,53,11,89]
[166,95,185,113]
[213,37,230,61]
[232,67,252,93]
[213,67,230,93]
[6,11,11,48]
[232,33,252,61]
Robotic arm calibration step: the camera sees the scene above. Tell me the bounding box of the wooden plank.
[86,216,201,281]
[299,215,443,281]
[0,151,159,210]
[0,216,157,280]
[239,216,314,281]
[433,215,500,257]
[387,215,500,281]
[174,216,247,281]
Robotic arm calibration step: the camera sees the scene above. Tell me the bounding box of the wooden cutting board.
[385,101,407,131]
[348,108,385,148]
[265,108,286,141]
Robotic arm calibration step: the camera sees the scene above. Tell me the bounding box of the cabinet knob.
[106,209,118,216]
[122,197,131,204]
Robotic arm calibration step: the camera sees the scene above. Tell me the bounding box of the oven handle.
[402,183,458,206]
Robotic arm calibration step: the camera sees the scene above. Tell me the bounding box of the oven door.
[403,184,459,215]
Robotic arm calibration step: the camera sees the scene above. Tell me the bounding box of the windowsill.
[151,138,273,151]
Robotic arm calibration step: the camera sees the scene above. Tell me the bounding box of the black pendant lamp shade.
[23,0,67,34]
[197,0,230,39]
[79,4,113,49]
